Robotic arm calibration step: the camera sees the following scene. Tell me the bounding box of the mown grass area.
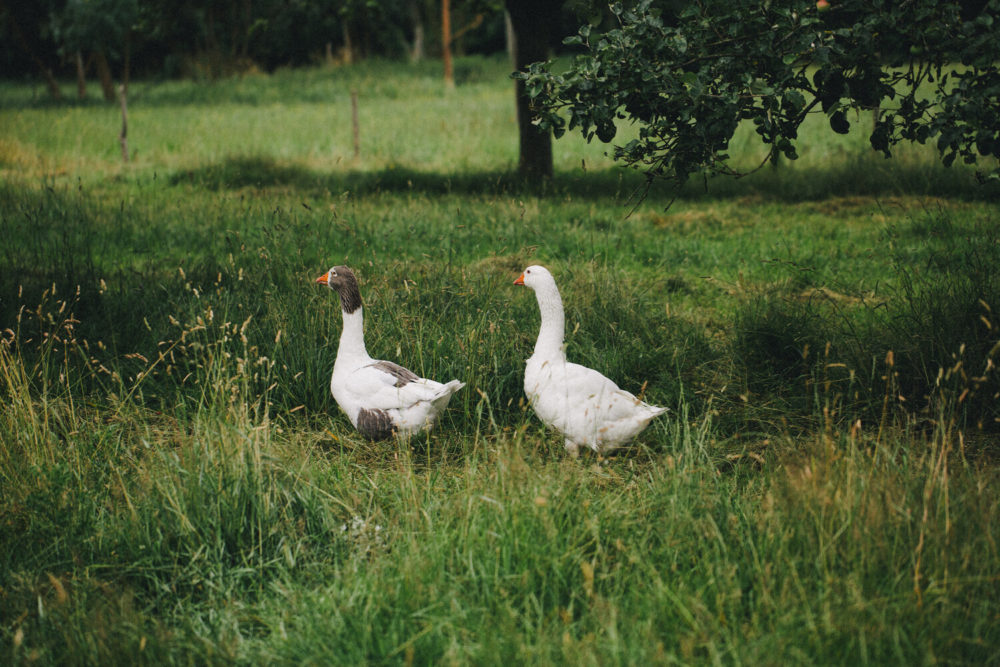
[1,57,999,664]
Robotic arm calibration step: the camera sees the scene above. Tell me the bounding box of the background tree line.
[0,0,591,88]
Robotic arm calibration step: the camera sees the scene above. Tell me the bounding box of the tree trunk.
[75,51,87,99]
[412,23,425,62]
[442,0,454,88]
[504,11,515,66]
[410,0,425,63]
[504,0,556,179]
[342,22,354,64]
[94,51,116,101]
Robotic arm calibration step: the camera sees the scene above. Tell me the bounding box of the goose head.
[513,265,554,290]
[316,265,362,314]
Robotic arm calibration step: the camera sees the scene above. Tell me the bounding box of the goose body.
[317,266,464,440]
[515,265,667,455]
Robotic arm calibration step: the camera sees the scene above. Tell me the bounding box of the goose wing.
[342,360,452,411]
[527,358,649,420]
[562,362,648,418]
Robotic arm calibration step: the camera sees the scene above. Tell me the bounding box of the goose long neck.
[533,282,565,359]
[333,275,369,360]
[338,306,369,359]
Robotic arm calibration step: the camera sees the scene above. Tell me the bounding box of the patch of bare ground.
[800,195,979,216]
[644,206,730,232]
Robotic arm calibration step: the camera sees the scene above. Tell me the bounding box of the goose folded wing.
[369,360,420,387]
[343,362,446,410]
[560,363,646,418]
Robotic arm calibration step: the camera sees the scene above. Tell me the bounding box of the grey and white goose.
[315,265,464,440]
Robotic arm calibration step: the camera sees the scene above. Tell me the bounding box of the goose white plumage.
[515,265,667,456]
[316,265,464,440]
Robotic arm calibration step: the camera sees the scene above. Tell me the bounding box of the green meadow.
[1,57,999,664]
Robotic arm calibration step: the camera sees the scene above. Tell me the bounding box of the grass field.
[2,56,999,664]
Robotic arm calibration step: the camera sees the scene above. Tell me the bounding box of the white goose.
[515,265,667,456]
[316,265,464,440]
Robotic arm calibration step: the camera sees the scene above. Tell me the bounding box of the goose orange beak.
[513,273,525,286]
[315,273,328,285]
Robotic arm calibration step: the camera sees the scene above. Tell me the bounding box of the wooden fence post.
[351,89,360,159]
[118,84,129,163]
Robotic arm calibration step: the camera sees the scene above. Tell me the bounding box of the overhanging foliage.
[520,0,1000,185]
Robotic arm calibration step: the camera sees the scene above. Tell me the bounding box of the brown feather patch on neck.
[330,266,363,314]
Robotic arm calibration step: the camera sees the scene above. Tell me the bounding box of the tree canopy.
[520,0,1000,186]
